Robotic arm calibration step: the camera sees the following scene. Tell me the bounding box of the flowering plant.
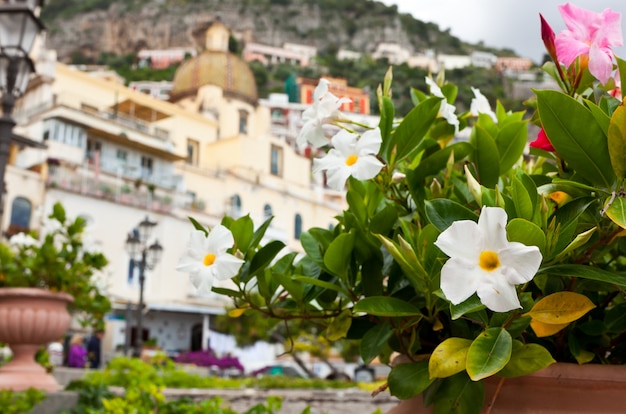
[0,202,111,329]
[179,3,626,412]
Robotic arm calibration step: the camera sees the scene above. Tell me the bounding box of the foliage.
[181,4,626,413]
[0,388,46,414]
[0,202,111,329]
[64,355,354,413]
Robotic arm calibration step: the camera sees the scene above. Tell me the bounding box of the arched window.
[9,197,32,235]
[294,214,302,240]
[230,194,242,217]
[263,204,273,221]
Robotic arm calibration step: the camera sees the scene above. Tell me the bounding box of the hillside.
[40,0,516,63]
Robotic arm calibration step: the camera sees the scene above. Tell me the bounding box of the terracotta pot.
[0,288,74,391]
[387,362,626,414]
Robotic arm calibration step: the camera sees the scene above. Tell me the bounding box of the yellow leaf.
[530,319,570,337]
[326,309,352,341]
[227,308,247,318]
[573,349,595,365]
[429,337,472,379]
[523,292,595,324]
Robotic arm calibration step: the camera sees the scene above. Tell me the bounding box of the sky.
[379,1,626,63]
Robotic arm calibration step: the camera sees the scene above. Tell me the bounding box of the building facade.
[11,20,345,365]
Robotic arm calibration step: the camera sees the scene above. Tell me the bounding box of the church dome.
[169,50,258,105]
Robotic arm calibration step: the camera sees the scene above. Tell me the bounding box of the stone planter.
[0,288,74,391]
[387,362,626,413]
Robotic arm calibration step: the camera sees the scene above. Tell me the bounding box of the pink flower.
[540,13,558,63]
[530,129,555,152]
[555,3,623,85]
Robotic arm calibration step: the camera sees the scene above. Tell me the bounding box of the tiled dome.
[170,50,258,105]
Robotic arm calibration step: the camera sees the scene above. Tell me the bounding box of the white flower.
[9,232,38,248]
[470,87,497,122]
[176,225,244,295]
[298,78,351,150]
[313,128,385,191]
[425,77,459,135]
[434,207,542,312]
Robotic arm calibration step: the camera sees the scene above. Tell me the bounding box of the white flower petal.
[176,254,201,272]
[499,243,542,285]
[357,128,382,155]
[477,207,508,250]
[207,225,235,254]
[331,130,358,154]
[352,155,384,180]
[313,78,330,101]
[476,274,522,312]
[434,220,483,261]
[325,166,352,191]
[440,259,482,304]
[213,254,245,281]
[313,149,344,173]
[426,77,444,98]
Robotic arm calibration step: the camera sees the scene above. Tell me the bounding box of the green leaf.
[498,341,555,378]
[249,217,275,252]
[539,264,626,289]
[360,322,394,364]
[506,218,546,254]
[470,125,500,188]
[429,338,472,379]
[248,240,286,279]
[536,90,614,189]
[608,103,626,180]
[370,203,398,234]
[412,142,473,183]
[450,295,485,320]
[511,176,533,220]
[393,97,442,162]
[606,197,626,228]
[229,215,255,253]
[326,309,352,341]
[379,97,395,162]
[292,275,348,296]
[353,296,423,317]
[187,216,208,235]
[584,99,610,135]
[388,361,434,399]
[432,372,484,414]
[425,199,478,232]
[324,233,355,280]
[466,327,512,381]
[495,121,527,174]
[553,227,597,261]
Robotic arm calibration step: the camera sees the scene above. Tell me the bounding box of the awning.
[111,99,171,123]
[111,300,225,316]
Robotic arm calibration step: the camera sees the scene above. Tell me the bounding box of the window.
[116,149,127,161]
[187,138,199,166]
[263,204,272,221]
[294,214,302,240]
[230,194,242,217]
[238,110,248,134]
[9,197,32,234]
[270,145,283,176]
[141,156,153,179]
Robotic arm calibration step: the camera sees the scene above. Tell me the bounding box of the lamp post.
[0,0,45,226]
[124,216,163,358]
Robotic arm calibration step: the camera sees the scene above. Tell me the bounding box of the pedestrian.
[86,329,105,369]
[47,337,64,367]
[67,334,87,368]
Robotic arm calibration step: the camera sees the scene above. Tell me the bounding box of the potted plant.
[177,4,626,413]
[0,202,110,391]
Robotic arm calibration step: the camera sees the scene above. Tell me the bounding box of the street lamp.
[124,216,163,357]
[0,0,45,226]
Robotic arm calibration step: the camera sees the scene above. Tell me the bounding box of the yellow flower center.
[203,253,216,266]
[345,154,358,166]
[479,250,500,272]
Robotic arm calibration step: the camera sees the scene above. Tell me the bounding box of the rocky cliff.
[41,0,478,62]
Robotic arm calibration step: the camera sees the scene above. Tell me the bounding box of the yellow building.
[10,20,343,362]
